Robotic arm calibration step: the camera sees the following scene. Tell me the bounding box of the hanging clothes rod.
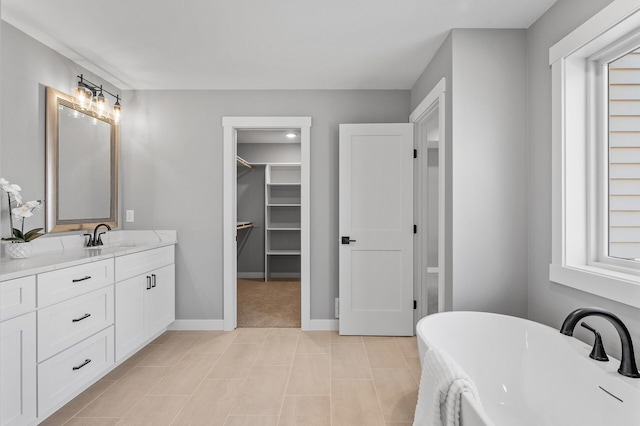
[236,156,253,170]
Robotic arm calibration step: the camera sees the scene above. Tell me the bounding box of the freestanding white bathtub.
[416,311,640,426]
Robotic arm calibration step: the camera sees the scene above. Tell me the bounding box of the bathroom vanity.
[0,230,176,426]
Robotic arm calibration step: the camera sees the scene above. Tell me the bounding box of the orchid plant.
[0,178,44,243]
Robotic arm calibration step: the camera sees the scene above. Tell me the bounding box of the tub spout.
[560,307,640,378]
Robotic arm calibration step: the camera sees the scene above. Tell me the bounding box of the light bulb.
[112,101,122,124]
[94,89,109,117]
[72,85,93,110]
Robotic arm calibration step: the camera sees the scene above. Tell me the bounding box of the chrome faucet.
[560,307,640,378]
[84,223,111,247]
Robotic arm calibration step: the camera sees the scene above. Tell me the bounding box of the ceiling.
[1,0,556,91]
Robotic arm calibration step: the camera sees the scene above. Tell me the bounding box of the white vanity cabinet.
[115,245,175,361]
[0,276,37,426]
[36,259,116,418]
[0,232,176,425]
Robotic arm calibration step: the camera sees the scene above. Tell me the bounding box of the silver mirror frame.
[45,86,118,233]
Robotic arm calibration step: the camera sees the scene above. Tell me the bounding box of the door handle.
[341,236,356,245]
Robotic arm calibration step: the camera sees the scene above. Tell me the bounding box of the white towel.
[413,347,481,426]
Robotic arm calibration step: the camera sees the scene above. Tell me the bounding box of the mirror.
[45,86,118,232]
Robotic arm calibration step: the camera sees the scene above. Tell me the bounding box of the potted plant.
[1,178,44,259]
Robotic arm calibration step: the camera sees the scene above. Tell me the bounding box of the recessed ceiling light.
[285,131,298,139]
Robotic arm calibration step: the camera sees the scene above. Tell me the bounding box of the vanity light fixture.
[72,74,123,123]
[71,76,93,110]
[112,96,122,123]
[93,86,109,117]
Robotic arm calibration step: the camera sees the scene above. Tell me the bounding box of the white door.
[339,123,414,336]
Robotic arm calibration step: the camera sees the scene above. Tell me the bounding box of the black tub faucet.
[560,307,640,378]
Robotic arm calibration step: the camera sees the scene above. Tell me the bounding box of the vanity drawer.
[37,259,114,307]
[0,276,36,322]
[38,286,114,362]
[37,326,114,417]
[115,245,174,281]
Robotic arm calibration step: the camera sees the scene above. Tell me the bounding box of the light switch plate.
[126,210,134,222]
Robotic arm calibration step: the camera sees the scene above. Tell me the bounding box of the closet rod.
[236,156,253,170]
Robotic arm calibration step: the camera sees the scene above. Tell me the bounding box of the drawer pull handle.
[72,359,92,370]
[151,274,157,288]
[72,276,92,283]
[146,276,152,290]
[72,313,91,322]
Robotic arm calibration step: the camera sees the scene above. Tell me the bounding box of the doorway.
[410,78,446,327]
[236,130,302,327]
[222,117,312,331]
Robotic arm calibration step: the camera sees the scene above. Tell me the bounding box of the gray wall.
[237,164,265,275]
[237,143,301,164]
[411,33,455,309]
[0,21,121,237]
[411,29,528,317]
[526,0,640,360]
[121,89,410,320]
[451,29,528,316]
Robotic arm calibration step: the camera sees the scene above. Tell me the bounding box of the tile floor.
[41,328,421,425]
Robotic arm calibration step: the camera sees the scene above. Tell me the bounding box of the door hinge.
[413,149,417,159]
[414,224,417,234]
[413,300,417,310]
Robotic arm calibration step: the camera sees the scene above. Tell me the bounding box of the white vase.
[5,242,33,259]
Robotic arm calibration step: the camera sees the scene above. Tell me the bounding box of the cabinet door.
[0,312,36,426]
[115,275,146,361]
[146,264,175,337]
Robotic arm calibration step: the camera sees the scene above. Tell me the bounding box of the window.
[549,0,640,308]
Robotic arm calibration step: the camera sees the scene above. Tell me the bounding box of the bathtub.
[416,311,640,426]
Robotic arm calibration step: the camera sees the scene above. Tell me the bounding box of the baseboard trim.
[307,319,339,331]
[167,320,224,330]
[237,272,264,279]
[271,273,302,279]
[168,319,337,331]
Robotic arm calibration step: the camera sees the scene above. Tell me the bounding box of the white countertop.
[0,230,177,282]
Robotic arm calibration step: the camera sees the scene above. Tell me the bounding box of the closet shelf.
[267,183,301,186]
[267,203,301,207]
[236,221,254,230]
[236,156,253,170]
[267,227,301,231]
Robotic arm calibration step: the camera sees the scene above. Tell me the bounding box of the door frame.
[222,116,312,331]
[410,78,447,321]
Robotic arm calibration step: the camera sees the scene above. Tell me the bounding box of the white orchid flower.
[12,205,34,220]
[0,177,23,204]
[25,200,43,209]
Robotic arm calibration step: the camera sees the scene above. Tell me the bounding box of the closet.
[236,131,301,281]
[235,129,302,328]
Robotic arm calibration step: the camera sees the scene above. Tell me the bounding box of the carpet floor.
[237,278,301,328]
